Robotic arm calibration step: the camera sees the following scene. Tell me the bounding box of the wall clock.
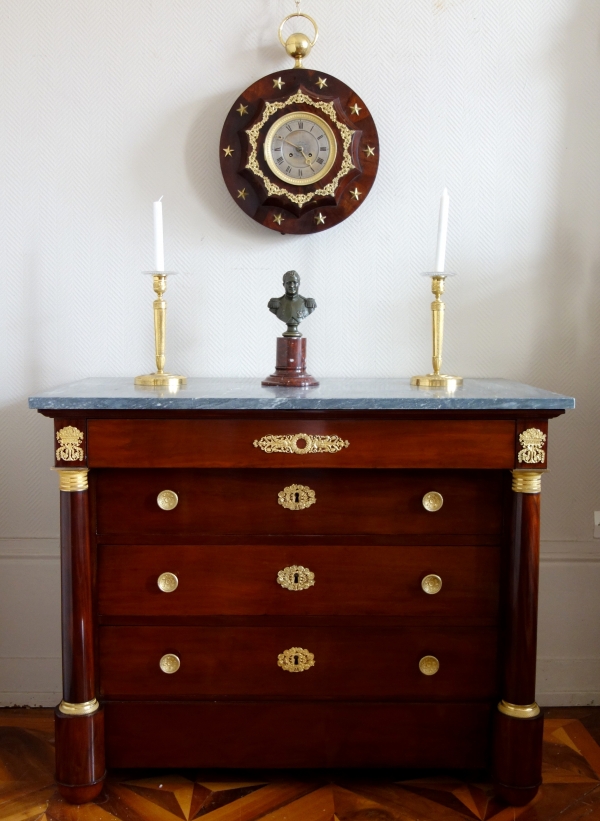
[220,11,379,235]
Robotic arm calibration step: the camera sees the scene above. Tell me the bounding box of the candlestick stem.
[135,273,186,389]
[431,276,445,376]
[153,275,167,374]
[411,273,462,390]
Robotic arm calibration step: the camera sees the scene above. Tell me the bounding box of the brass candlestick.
[134,272,186,389]
[411,273,463,390]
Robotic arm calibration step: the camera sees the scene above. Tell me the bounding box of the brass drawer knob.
[422,491,443,512]
[419,655,440,676]
[421,574,442,595]
[277,565,315,591]
[159,653,180,674]
[277,647,315,672]
[157,572,179,593]
[157,490,179,511]
[278,484,316,511]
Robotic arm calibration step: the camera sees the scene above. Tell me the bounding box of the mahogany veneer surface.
[97,543,501,619]
[87,418,516,468]
[99,625,498,700]
[95,468,504,538]
[103,701,493,769]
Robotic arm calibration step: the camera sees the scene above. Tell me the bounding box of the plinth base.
[262,337,319,388]
[134,373,187,389]
[411,374,463,389]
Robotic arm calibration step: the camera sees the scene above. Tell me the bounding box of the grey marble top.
[28,377,575,411]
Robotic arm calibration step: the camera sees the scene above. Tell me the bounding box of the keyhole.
[294,572,299,584]
[294,492,300,503]
[294,655,299,666]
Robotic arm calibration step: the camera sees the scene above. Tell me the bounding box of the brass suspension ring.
[278,12,319,49]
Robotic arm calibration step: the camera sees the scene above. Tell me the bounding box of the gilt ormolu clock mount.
[220,8,379,234]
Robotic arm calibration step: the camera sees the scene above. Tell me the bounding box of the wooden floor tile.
[0,711,600,820]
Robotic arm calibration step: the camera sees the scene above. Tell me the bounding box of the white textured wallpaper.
[1,0,600,704]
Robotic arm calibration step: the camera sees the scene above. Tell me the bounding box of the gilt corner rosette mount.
[220,7,379,234]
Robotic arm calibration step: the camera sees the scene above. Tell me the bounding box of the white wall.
[1,0,599,706]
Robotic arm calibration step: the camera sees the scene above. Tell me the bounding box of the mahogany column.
[55,469,105,803]
[493,469,544,806]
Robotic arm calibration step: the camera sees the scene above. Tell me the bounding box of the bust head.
[283,270,300,297]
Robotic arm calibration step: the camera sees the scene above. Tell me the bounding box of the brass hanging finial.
[278,9,319,68]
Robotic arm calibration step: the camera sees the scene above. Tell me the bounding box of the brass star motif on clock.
[350,103,362,116]
[314,212,326,225]
[316,77,328,89]
[350,187,361,200]
[237,188,248,200]
[222,145,234,157]
[273,214,285,225]
[236,103,248,116]
[363,145,376,157]
[273,77,285,89]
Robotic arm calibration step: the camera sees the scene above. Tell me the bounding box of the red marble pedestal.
[262,337,319,388]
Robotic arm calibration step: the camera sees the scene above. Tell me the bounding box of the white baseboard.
[0,657,61,707]
[0,693,61,708]
[536,657,600,706]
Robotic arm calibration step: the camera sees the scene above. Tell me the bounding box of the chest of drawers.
[29,377,574,807]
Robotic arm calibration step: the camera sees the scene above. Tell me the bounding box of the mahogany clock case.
[220,68,379,234]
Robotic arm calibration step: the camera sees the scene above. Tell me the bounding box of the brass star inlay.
[237,188,248,200]
[314,212,326,225]
[273,214,285,225]
[350,187,361,200]
[316,77,328,89]
[350,103,362,116]
[236,103,248,116]
[363,145,376,157]
[223,145,234,157]
[273,77,285,89]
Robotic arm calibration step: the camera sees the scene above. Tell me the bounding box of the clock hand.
[276,136,317,168]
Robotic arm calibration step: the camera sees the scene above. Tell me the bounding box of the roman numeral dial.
[264,111,337,186]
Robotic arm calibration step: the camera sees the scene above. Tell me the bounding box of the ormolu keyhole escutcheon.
[278,484,316,510]
[277,565,315,591]
[277,647,315,672]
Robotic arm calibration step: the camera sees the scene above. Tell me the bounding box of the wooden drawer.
[105,700,493,769]
[95,468,504,538]
[99,625,498,700]
[97,544,500,621]
[88,418,515,469]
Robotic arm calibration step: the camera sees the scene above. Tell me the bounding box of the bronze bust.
[268,270,316,337]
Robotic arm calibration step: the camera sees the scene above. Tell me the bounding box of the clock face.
[264,112,337,186]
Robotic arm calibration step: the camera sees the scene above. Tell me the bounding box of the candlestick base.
[134,373,187,389]
[411,374,463,390]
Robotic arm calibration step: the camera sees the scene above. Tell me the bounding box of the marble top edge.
[28,377,576,411]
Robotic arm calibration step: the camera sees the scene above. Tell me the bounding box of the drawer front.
[88,418,515,469]
[98,544,500,621]
[99,626,498,700]
[95,469,504,538]
[105,700,492,769]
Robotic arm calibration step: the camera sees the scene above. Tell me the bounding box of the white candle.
[153,197,164,272]
[434,187,449,273]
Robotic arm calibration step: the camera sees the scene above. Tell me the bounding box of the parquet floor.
[1,709,600,821]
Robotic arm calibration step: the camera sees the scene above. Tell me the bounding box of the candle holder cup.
[134,272,187,389]
[411,272,463,391]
